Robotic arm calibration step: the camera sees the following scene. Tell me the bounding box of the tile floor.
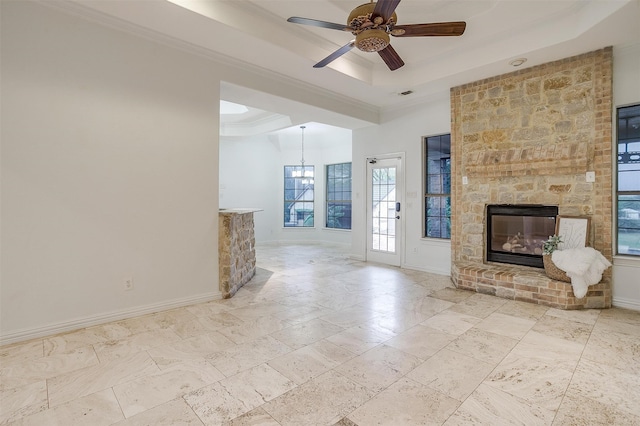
[1,242,640,425]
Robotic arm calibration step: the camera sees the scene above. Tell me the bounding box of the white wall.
[219,135,281,242]
[612,43,640,310]
[219,126,352,244]
[0,1,222,341]
[352,95,452,274]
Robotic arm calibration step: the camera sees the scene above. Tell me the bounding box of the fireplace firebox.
[486,205,558,268]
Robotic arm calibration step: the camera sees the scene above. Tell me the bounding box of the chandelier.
[291,125,314,184]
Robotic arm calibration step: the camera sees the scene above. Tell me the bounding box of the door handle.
[395,215,400,219]
[395,202,401,212]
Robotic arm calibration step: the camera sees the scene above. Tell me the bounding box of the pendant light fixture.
[292,125,314,184]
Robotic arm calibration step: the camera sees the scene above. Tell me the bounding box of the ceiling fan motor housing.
[348,2,397,52]
[355,29,390,52]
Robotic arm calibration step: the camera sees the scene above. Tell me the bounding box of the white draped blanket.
[552,247,611,299]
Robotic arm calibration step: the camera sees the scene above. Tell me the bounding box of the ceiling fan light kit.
[287,0,466,70]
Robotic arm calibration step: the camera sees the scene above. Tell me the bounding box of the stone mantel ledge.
[219,208,263,214]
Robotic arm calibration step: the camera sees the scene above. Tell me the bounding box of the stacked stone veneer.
[450,48,613,309]
[218,211,256,298]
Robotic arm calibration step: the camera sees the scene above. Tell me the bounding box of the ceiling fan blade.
[287,17,352,32]
[372,0,402,22]
[393,22,467,37]
[314,41,356,68]
[378,44,404,71]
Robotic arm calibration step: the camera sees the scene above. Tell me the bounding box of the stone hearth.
[449,48,613,309]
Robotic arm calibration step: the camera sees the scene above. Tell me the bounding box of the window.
[284,165,314,227]
[424,134,451,238]
[326,162,352,229]
[617,104,640,255]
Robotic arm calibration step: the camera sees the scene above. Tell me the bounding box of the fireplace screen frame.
[486,204,559,268]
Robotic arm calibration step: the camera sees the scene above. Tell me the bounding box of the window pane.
[326,162,352,229]
[617,105,640,255]
[424,134,451,239]
[284,166,314,227]
[618,195,640,255]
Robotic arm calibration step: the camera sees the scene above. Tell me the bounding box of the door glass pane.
[371,166,397,253]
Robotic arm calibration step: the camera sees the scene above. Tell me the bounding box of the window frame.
[423,133,451,239]
[616,104,640,256]
[283,165,315,228]
[325,162,352,230]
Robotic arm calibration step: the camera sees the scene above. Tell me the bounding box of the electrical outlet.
[462,176,469,185]
[124,278,134,291]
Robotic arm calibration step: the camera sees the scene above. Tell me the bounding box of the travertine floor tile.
[401,296,454,317]
[206,335,292,377]
[529,314,593,344]
[226,407,281,426]
[47,351,159,407]
[147,331,235,369]
[545,307,600,325]
[0,346,98,391]
[420,310,481,336]
[0,380,48,424]
[217,317,289,345]
[111,398,204,425]
[385,324,456,360]
[497,300,548,321]
[319,304,382,328]
[447,293,508,319]
[93,329,181,362]
[10,389,123,426]
[429,287,475,304]
[225,302,290,322]
[554,389,640,425]
[0,340,43,366]
[269,318,344,349]
[113,360,224,418]
[348,378,460,426]
[407,348,494,402]
[43,324,130,356]
[485,356,573,411]
[444,383,554,426]
[581,328,640,373]
[262,370,374,426]
[267,340,354,385]
[567,357,640,417]
[510,330,584,371]
[372,308,432,334]
[325,323,396,355]
[334,344,422,393]
[475,312,536,340]
[184,364,295,424]
[446,327,518,365]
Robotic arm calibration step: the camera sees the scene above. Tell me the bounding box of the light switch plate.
[462,176,469,185]
[586,171,595,182]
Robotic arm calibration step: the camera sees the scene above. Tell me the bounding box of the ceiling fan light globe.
[355,29,390,52]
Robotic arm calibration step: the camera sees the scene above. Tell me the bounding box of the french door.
[366,157,403,266]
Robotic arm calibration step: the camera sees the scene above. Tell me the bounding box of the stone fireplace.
[450,48,613,309]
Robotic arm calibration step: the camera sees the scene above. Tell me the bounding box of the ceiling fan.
[287,0,466,71]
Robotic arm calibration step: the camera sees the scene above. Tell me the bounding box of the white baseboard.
[402,263,451,276]
[612,297,640,312]
[0,292,222,346]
